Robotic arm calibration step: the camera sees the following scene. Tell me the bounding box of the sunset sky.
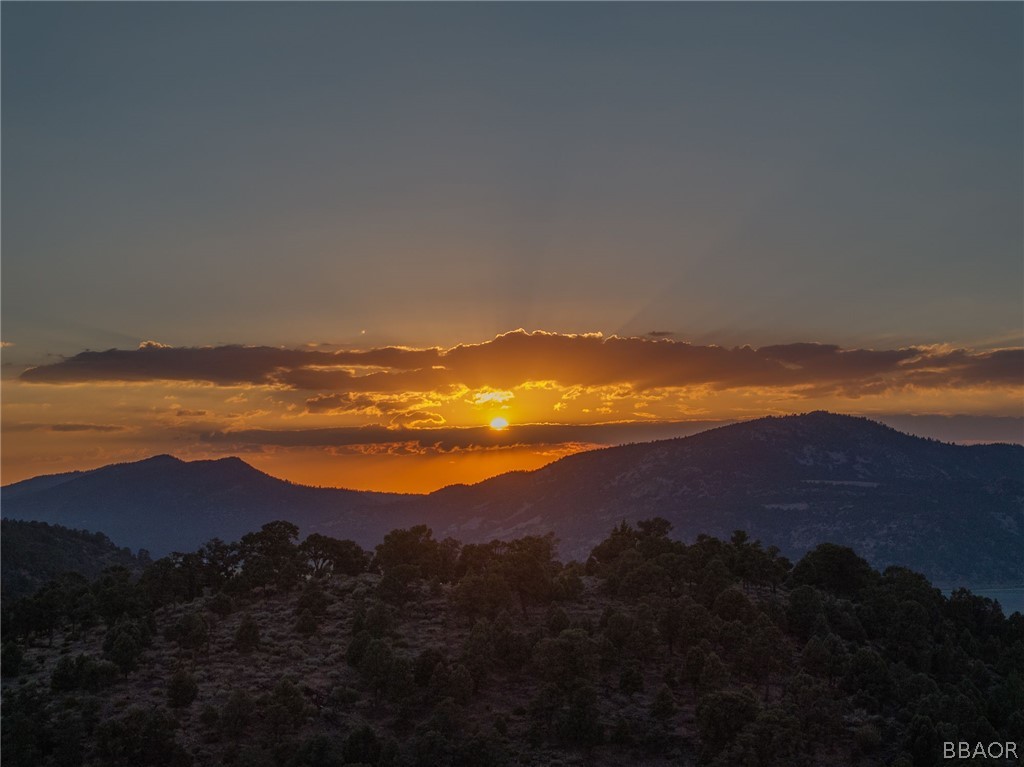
[2,4,1022,491]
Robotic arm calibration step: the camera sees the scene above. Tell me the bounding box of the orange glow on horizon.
[242,445,581,494]
[2,330,1021,492]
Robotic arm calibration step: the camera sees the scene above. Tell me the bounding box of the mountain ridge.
[3,412,1022,585]
[1,451,405,558]
[396,412,1023,583]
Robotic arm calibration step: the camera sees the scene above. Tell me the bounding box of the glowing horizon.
[2,330,1021,492]
[2,5,1020,491]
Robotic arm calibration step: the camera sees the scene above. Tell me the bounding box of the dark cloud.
[302,393,442,426]
[901,348,1024,389]
[198,420,733,451]
[7,422,128,432]
[18,331,1024,398]
[17,342,442,387]
[19,344,331,386]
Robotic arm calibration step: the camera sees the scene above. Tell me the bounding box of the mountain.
[395,412,1024,585]
[0,519,143,599]
[3,413,1022,585]
[1,454,404,557]
[1,469,86,500]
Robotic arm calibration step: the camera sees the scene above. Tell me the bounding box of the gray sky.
[3,3,1021,364]
[2,3,1022,489]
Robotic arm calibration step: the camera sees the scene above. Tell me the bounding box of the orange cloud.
[5,422,128,433]
[19,330,1022,401]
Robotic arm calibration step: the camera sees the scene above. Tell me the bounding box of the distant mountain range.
[3,412,1022,586]
[1,454,404,558]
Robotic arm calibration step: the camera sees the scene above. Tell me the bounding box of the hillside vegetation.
[1,520,144,599]
[2,520,1022,766]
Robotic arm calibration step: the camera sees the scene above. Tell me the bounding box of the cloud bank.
[19,330,1023,397]
[6,331,1022,489]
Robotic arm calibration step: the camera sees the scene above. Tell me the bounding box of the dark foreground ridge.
[2,519,1022,767]
[3,413,1022,585]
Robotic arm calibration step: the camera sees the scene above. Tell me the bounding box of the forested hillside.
[0,520,144,599]
[2,520,1021,766]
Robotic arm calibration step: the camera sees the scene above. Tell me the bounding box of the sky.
[2,3,1022,491]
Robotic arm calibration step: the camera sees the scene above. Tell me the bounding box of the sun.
[490,416,509,430]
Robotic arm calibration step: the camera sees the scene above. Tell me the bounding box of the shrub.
[346,631,372,667]
[453,571,513,620]
[854,723,882,754]
[175,613,210,652]
[556,684,604,746]
[293,734,343,767]
[221,690,255,738]
[1,642,24,677]
[82,659,119,691]
[51,654,118,692]
[414,647,446,686]
[619,661,644,695]
[103,617,146,676]
[545,605,570,635]
[235,615,260,653]
[449,663,475,704]
[295,609,319,637]
[326,685,359,709]
[699,652,728,693]
[94,706,190,766]
[51,655,82,692]
[494,715,508,736]
[696,690,760,762]
[296,582,330,618]
[377,564,418,605]
[343,725,381,765]
[259,679,310,742]
[651,684,676,720]
[199,704,220,730]
[207,592,233,618]
[167,669,198,708]
[553,569,585,601]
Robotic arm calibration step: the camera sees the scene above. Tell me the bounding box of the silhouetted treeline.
[2,519,1022,766]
